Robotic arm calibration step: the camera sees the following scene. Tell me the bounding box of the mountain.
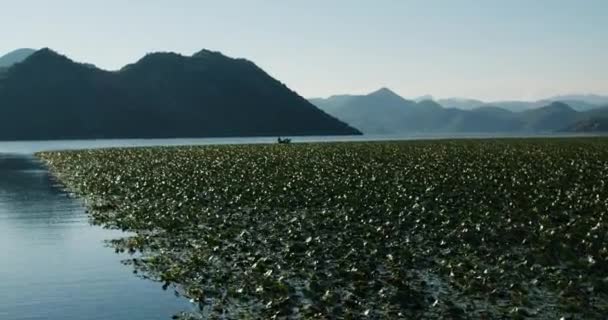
[0,48,360,140]
[414,95,434,102]
[311,89,523,134]
[0,48,36,68]
[484,99,604,112]
[486,101,541,112]
[549,94,608,106]
[310,88,419,134]
[519,102,578,132]
[435,98,537,112]
[308,94,357,114]
[437,98,485,110]
[540,99,599,112]
[447,106,523,132]
[437,96,605,112]
[310,89,606,134]
[561,117,608,133]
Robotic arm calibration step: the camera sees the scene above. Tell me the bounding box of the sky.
[1,0,607,101]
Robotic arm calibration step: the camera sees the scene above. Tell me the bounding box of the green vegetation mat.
[37,139,608,319]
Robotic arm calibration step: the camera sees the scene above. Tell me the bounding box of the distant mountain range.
[437,96,607,112]
[551,94,608,107]
[310,88,608,134]
[400,94,608,112]
[0,48,359,140]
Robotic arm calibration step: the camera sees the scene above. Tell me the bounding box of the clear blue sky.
[2,0,607,101]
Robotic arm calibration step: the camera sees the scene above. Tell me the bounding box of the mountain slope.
[563,107,608,132]
[437,98,485,110]
[549,94,608,106]
[308,95,357,114]
[437,97,605,112]
[518,102,579,132]
[543,99,600,112]
[561,117,608,133]
[0,48,36,68]
[310,88,419,134]
[0,48,360,140]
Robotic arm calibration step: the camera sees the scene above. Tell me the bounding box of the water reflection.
[0,154,190,320]
[0,155,75,224]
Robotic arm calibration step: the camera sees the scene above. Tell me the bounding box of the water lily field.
[37,139,608,319]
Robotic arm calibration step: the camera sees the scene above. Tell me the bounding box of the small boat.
[277,137,292,144]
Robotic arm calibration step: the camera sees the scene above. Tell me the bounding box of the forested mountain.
[0,48,360,140]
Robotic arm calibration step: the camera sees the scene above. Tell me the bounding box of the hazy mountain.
[561,117,608,133]
[0,48,36,68]
[519,102,578,132]
[314,92,608,115]
[414,95,434,102]
[310,88,419,134]
[437,98,485,110]
[550,94,608,106]
[311,89,523,133]
[0,48,360,140]
[486,101,541,112]
[310,89,605,134]
[308,94,357,114]
[540,100,599,112]
[449,106,523,132]
[438,97,605,112]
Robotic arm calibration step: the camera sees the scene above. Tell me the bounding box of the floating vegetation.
[37,139,608,318]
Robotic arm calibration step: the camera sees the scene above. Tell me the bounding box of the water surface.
[0,133,603,154]
[0,154,191,320]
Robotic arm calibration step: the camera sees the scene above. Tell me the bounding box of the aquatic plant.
[38,139,608,318]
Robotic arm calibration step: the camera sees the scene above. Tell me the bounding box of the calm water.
[0,154,192,320]
[0,133,603,154]
[0,134,603,319]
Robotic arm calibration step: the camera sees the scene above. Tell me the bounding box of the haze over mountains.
[0,48,359,140]
[310,88,608,134]
[437,96,607,112]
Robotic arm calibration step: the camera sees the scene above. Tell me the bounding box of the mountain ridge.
[310,88,608,134]
[0,48,360,140]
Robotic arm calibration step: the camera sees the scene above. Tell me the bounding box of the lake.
[0,154,193,320]
[0,132,602,154]
[0,133,603,319]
